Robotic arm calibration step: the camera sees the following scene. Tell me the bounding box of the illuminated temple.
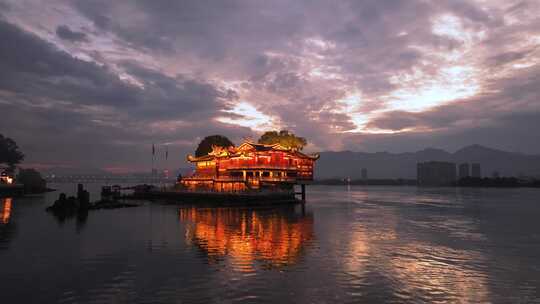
[180,141,319,193]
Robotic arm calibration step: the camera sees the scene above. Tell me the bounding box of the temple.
[180,141,319,193]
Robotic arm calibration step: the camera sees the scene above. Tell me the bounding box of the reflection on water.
[0,185,540,303]
[389,243,490,303]
[0,198,15,250]
[47,206,88,232]
[179,206,314,270]
[340,207,490,302]
[1,198,12,224]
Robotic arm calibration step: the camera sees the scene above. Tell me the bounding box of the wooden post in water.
[301,184,306,201]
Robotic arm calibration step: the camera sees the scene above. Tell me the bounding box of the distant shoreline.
[312,177,540,188]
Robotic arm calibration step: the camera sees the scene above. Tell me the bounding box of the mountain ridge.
[316,144,540,179]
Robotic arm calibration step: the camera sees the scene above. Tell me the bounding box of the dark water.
[1,184,540,303]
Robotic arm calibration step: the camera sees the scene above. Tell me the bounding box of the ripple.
[2,186,540,303]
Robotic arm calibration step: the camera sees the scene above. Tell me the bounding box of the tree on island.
[0,134,24,171]
[195,135,234,157]
[16,168,47,193]
[258,130,307,150]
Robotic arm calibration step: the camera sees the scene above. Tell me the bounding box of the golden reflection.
[343,210,489,302]
[389,243,490,302]
[1,198,12,224]
[179,207,314,270]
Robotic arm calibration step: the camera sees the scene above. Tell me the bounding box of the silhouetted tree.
[195,135,234,157]
[0,134,24,170]
[16,168,46,193]
[258,130,307,150]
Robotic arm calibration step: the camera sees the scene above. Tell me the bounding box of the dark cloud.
[0,20,135,106]
[56,25,88,42]
[70,0,111,30]
[486,49,535,66]
[1,0,539,171]
[120,61,231,121]
[0,1,10,15]
[345,110,540,154]
[0,19,244,169]
[0,19,233,118]
[362,65,540,152]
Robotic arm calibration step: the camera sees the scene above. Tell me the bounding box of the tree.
[195,135,234,157]
[0,134,24,170]
[258,130,307,150]
[16,168,46,193]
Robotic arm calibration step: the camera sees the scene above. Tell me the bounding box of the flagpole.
[152,143,155,184]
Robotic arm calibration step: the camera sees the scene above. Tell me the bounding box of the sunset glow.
[217,102,281,132]
[0,0,539,170]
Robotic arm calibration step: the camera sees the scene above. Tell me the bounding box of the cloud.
[0,0,540,171]
[0,18,246,170]
[56,25,88,42]
[0,1,10,16]
[359,65,540,152]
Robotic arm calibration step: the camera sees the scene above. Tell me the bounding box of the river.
[1,184,539,303]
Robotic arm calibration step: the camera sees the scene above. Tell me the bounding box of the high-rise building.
[417,161,457,186]
[458,163,470,179]
[361,168,368,180]
[471,163,481,178]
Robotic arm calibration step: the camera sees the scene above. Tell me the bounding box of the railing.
[183,176,297,182]
[255,177,296,182]
[224,165,298,170]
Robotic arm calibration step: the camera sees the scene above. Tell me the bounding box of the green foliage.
[195,135,234,157]
[0,134,24,169]
[258,130,307,150]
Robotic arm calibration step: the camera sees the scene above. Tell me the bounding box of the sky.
[0,0,539,173]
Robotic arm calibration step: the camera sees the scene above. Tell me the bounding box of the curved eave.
[294,152,320,160]
[186,154,215,162]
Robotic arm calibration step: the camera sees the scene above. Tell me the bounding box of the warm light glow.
[1,198,12,224]
[387,65,479,112]
[183,141,318,191]
[364,13,485,115]
[216,101,281,131]
[331,92,370,132]
[390,242,490,302]
[0,175,13,185]
[431,14,485,43]
[179,207,314,270]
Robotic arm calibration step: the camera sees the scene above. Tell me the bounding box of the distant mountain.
[316,145,540,179]
[35,167,110,176]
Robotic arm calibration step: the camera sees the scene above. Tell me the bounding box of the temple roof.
[186,140,319,162]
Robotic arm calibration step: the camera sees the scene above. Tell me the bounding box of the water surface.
[1,184,539,303]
